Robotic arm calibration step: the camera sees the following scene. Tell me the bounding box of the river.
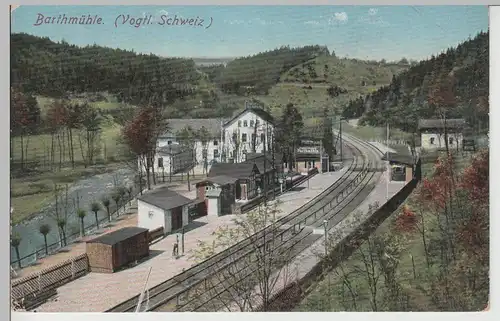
[10,168,137,267]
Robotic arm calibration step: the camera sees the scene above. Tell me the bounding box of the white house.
[418,118,466,150]
[141,118,227,176]
[138,104,276,176]
[137,143,196,184]
[222,107,275,163]
[137,187,193,234]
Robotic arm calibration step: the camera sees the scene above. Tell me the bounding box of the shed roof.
[208,162,259,179]
[87,227,148,246]
[418,118,466,130]
[206,189,222,197]
[381,152,415,166]
[244,154,279,174]
[196,175,238,186]
[138,187,193,211]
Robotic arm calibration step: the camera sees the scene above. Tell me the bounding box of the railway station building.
[137,187,194,234]
[418,118,466,151]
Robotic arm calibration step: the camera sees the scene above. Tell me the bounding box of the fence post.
[38,274,42,292]
[71,259,75,279]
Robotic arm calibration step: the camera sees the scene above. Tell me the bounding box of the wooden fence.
[11,253,89,310]
[148,227,165,243]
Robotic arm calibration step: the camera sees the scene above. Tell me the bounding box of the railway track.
[107,134,383,312]
[166,134,384,312]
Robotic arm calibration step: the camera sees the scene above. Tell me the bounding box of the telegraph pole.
[169,145,172,182]
[220,119,224,162]
[339,118,343,163]
[263,121,268,206]
[386,121,390,200]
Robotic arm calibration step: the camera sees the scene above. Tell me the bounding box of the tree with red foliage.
[461,149,488,206]
[428,72,457,154]
[456,149,489,265]
[394,204,418,234]
[417,156,456,212]
[122,106,166,190]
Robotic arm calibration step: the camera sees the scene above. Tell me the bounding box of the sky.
[11,5,488,61]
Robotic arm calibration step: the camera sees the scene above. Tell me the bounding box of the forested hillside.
[11,33,199,106]
[214,45,331,95]
[342,31,489,134]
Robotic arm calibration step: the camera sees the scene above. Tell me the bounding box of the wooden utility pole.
[386,121,390,201]
[339,118,343,162]
[263,121,268,206]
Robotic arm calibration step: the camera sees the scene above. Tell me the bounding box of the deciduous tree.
[11,232,22,269]
[90,202,102,230]
[122,106,166,190]
[428,72,457,155]
[38,224,51,255]
[189,200,293,312]
[10,87,41,169]
[77,209,87,237]
[276,103,303,170]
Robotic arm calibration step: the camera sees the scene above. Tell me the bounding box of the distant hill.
[282,55,406,88]
[191,57,236,66]
[249,56,407,121]
[214,45,331,95]
[343,31,489,134]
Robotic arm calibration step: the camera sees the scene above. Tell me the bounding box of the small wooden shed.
[86,227,150,273]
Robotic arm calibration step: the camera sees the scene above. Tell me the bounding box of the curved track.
[107,133,383,312]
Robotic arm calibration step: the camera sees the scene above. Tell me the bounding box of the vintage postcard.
[10,5,489,313]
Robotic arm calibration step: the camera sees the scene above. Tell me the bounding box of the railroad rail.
[107,133,383,312]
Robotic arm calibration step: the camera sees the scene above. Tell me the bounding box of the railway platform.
[238,171,408,311]
[289,172,406,283]
[34,168,349,312]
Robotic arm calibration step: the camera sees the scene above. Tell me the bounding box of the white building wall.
[421,132,463,150]
[193,139,222,166]
[147,137,222,174]
[223,110,274,163]
[137,200,166,232]
[207,197,218,216]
